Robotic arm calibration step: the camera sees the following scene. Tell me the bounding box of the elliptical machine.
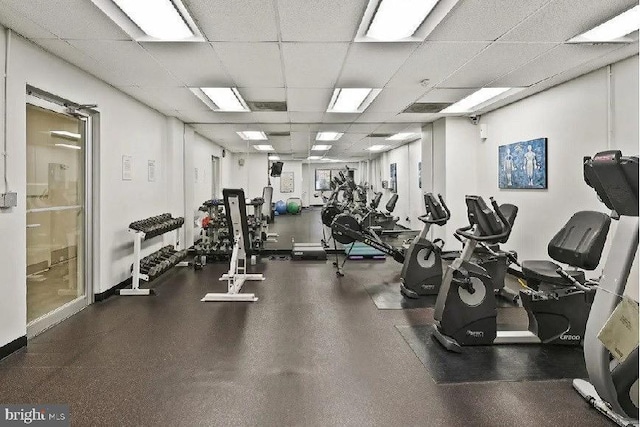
[573,150,638,426]
[400,193,450,298]
[432,195,610,352]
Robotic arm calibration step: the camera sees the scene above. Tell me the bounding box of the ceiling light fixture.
[237,131,268,140]
[366,145,388,152]
[367,0,439,41]
[55,143,82,150]
[199,88,250,112]
[312,145,332,151]
[253,145,274,151]
[316,132,344,141]
[111,0,193,40]
[327,88,381,113]
[569,5,640,43]
[441,88,513,113]
[386,132,417,141]
[268,155,280,161]
[308,156,323,160]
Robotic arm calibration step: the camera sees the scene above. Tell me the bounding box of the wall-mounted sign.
[122,155,132,181]
[148,160,156,182]
[280,171,294,193]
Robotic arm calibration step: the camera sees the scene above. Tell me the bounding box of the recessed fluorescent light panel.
[90,0,203,41]
[366,145,388,151]
[55,143,82,150]
[308,156,323,160]
[50,130,81,140]
[268,155,280,161]
[237,131,267,141]
[569,6,639,43]
[316,132,344,141]
[386,132,417,141]
[441,88,514,114]
[312,145,332,151]
[367,0,439,41]
[327,88,381,113]
[355,0,461,42]
[253,145,274,152]
[196,88,250,112]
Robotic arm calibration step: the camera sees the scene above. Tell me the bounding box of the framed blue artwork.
[498,138,548,189]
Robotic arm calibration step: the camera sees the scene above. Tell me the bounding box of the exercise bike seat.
[521,260,585,286]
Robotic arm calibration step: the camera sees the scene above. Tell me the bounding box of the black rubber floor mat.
[363,282,437,309]
[396,325,588,384]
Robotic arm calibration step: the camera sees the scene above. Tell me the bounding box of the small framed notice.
[148,160,156,182]
[122,155,132,181]
[280,171,294,193]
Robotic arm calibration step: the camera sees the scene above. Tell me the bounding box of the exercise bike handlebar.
[455,197,512,242]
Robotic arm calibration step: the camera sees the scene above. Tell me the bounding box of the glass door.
[26,101,89,336]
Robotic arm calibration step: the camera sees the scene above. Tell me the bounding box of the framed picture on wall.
[390,163,397,193]
[498,138,548,189]
[280,171,294,193]
[315,169,331,191]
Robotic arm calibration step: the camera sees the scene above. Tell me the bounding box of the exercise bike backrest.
[419,193,451,226]
[457,196,513,244]
[370,192,383,210]
[386,194,398,213]
[584,150,639,217]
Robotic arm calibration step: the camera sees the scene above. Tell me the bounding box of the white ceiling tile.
[492,44,628,87]
[259,123,291,132]
[389,113,442,123]
[213,42,284,87]
[387,42,491,88]
[0,5,56,39]
[366,87,429,113]
[479,44,639,114]
[130,87,210,111]
[183,0,278,41]
[419,88,477,102]
[66,40,181,86]
[31,38,112,79]
[277,0,368,42]
[141,43,231,87]
[501,0,638,42]
[428,0,550,41]
[322,112,360,124]
[290,123,350,132]
[354,111,396,123]
[441,43,555,88]
[240,88,286,102]
[282,43,350,88]
[289,112,325,123]
[375,123,422,133]
[336,42,419,87]
[3,0,129,40]
[116,86,175,112]
[287,88,333,112]
[175,110,258,123]
[347,123,381,133]
[253,112,290,123]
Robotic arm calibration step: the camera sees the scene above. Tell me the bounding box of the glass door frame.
[25,90,97,338]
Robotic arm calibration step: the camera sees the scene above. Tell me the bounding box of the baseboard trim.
[0,335,27,361]
[94,277,132,302]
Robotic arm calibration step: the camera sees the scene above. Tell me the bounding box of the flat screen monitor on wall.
[270,161,283,177]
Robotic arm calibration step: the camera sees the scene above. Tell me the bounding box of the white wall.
[439,56,638,295]
[0,28,224,350]
[272,160,303,203]
[305,162,360,206]
[373,139,423,229]
[230,153,269,198]
[184,131,225,247]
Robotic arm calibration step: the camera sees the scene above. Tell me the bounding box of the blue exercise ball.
[275,200,287,215]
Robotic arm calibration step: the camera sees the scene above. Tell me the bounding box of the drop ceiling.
[0,0,637,160]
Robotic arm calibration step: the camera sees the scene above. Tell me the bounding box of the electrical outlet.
[0,192,17,208]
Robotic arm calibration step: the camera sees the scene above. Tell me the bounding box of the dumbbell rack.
[119,215,187,296]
